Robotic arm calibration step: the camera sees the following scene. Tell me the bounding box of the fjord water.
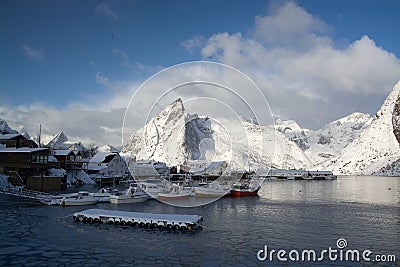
[0,176,398,266]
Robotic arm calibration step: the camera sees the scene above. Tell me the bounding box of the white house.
[86,152,128,178]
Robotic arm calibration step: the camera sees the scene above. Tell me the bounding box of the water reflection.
[259,176,400,206]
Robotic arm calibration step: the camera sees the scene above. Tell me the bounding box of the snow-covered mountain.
[321,81,400,175]
[276,113,372,166]
[46,131,69,149]
[122,98,312,170]
[306,112,371,166]
[122,81,400,175]
[0,119,18,134]
[98,144,121,153]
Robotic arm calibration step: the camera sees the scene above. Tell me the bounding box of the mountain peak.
[156,98,186,125]
[0,119,18,134]
[161,98,184,114]
[46,131,69,148]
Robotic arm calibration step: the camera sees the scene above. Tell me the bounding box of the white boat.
[194,182,231,198]
[158,184,194,200]
[61,192,98,206]
[109,186,150,204]
[90,192,111,203]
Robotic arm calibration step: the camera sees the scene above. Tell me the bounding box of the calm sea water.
[0,176,398,266]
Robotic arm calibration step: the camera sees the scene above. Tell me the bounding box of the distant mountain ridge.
[3,81,400,176]
[122,81,400,176]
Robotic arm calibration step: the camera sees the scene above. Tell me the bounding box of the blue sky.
[1,0,400,145]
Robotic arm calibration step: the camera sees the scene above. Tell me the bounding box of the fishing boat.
[158,184,193,200]
[109,185,150,204]
[229,182,261,197]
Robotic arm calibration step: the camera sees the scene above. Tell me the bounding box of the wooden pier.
[0,186,51,202]
[73,208,203,231]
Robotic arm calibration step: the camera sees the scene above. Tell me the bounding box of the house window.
[32,155,48,164]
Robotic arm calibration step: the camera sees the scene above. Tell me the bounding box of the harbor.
[0,176,398,266]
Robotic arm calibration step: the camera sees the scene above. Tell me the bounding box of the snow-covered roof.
[64,141,86,151]
[89,152,118,164]
[0,134,22,140]
[0,147,48,153]
[52,149,74,156]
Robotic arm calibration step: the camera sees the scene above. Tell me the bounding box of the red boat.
[229,182,261,197]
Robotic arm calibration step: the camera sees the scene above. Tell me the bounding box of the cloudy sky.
[1,0,399,146]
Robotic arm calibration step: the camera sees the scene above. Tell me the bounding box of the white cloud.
[181,35,206,53]
[253,2,332,49]
[200,1,400,129]
[95,2,118,19]
[21,45,44,62]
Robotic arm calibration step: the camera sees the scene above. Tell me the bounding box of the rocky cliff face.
[392,94,400,144]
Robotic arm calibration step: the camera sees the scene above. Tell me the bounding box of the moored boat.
[109,185,150,204]
[61,192,98,206]
[158,184,193,200]
[194,182,231,198]
[229,183,261,197]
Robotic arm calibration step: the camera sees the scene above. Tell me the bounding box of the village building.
[0,147,65,191]
[0,133,38,148]
[85,152,129,184]
[51,149,83,169]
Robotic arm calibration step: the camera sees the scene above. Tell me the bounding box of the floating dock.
[73,209,203,231]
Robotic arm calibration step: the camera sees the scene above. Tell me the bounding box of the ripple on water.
[0,246,31,255]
